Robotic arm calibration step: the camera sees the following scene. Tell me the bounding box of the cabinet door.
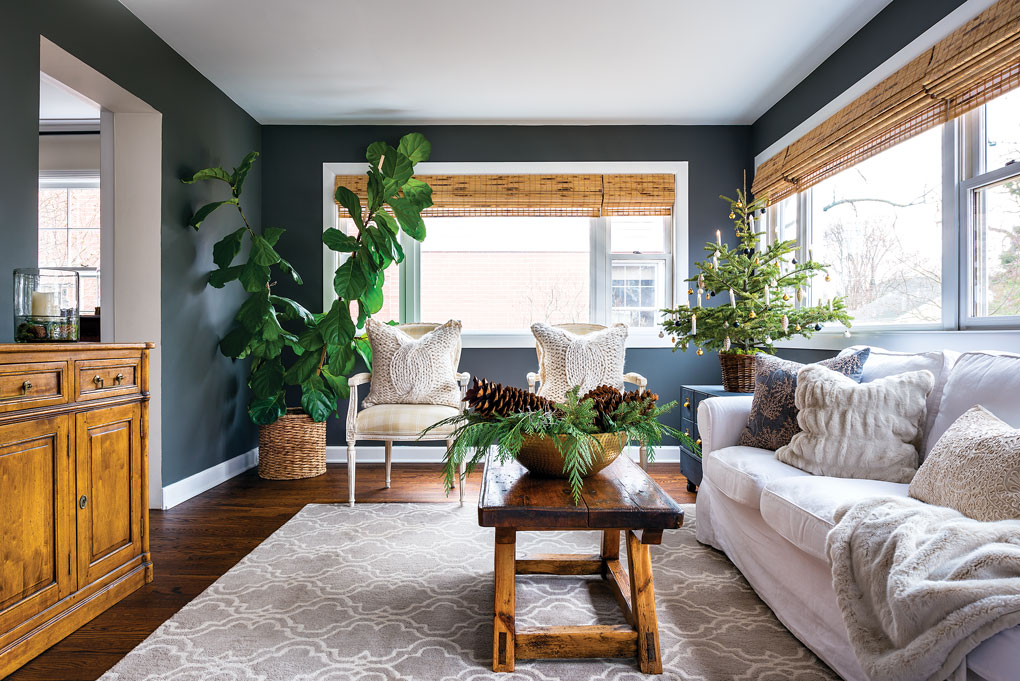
[75,403,142,587]
[0,416,74,636]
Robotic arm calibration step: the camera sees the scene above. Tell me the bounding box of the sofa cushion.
[838,345,958,454]
[703,446,809,509]
[928,351,1020,456]
[760,476,911,563]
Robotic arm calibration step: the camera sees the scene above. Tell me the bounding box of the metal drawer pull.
[696,438,702,447]
[115,373,125,385]
[79,494,88,509]
[22,380,33,394]
[93,375,104,389]
[683,400,690,408]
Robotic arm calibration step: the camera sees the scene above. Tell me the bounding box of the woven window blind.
[334,173,675,218]
[753,0,1020,203]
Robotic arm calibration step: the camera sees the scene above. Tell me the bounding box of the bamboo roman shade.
[753,0,1020,202]
[334,173,675,218]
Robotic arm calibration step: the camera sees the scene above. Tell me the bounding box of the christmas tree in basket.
[661,188,853,392]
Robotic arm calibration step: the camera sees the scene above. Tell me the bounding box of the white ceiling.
[117,0,892,126]
[40,73,101,120]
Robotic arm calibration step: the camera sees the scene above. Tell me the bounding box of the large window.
[768,87,1020,330]
[38,174,101,314]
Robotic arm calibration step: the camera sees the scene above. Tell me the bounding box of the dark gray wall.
[261,125,753,445]
[752,0,968,156]
[3,0,260,485]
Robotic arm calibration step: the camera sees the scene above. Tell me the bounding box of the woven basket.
[719,352,757,393]
[516,432,627,478]
[257,408,326,480]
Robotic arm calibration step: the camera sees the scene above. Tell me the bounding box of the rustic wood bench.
[478,451,684,674]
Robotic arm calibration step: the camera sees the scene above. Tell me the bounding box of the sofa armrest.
[697,395,753,455]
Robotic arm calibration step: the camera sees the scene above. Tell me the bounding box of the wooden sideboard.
[0,343,153,678]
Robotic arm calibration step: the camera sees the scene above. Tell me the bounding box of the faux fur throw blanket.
[827,496,1020,681]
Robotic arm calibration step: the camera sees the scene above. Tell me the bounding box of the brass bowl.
[516,432,627,478]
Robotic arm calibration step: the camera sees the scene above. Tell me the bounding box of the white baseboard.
[328,444,684,464]
[161,447,259,510]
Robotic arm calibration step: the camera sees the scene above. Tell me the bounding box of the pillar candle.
[31,291,58,317]
[691,314,697,335]
[697,290,702,308]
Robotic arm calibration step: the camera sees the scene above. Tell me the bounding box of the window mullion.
[942,118,961,330]
[591,217,608,325]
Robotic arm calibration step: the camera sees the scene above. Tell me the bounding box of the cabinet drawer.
[76,357,141,401]
[680,388,694,420]
[681,416,698,443]
[0,361,69,413]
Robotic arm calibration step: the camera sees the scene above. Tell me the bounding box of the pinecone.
[465,377,554,417]
[622,388,659,415]
[582,385,623,430]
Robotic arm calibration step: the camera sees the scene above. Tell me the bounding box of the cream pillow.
[531,323,627,402]
[361,319,462,408]
[776,364,934,483]
[909,406,1020,521]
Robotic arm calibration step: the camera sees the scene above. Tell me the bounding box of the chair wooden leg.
[347,442,356,507]
[640,444,648,470]
[384,440,392,489]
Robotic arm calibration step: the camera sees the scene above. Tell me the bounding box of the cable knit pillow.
[909,406,1020,521]
[531,323,627,402]
[362,319,462,408]
[739,349,870,451]
[776,365,934,482]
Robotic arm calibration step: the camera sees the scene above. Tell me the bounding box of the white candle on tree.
[691,314,697,335]
[729,289,736,308]
[716,229,722,245]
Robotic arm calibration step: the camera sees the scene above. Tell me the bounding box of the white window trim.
[322,161,688,348]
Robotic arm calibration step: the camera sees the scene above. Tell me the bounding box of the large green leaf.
[250,358,285,398]
[322,228,360,252]
[212,226,246,269]
[354,336,373,368]
[297,325,324,352]
[374,211,399,236]
[263,226,285,246]
[387,197,426,240]
[209,265,243,288]
[237,290,272,332]
[334,186,363,228]
[334,256,368,300]
[365,141,387,167]
[319,299,355,345]
[271,295,313,324]
[329,342,357,376]
[182,166,232,185]
[219,325,251,359]
[188,198,238,230]
[321,368,350,401]
[362,276,384,314]
[250,235,281,266]
[381,148,413,187]
[249,393,286,425]
[360,228,389,268]
[367,169,384,212]
[284,347,321,385]
[239,261,270,292]
[300,375,336,422]
[277,257,303,285]
[397,132,431,164]
[401,178,433,211]
[231,151,259,197]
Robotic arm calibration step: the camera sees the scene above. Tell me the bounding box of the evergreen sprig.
[661,189,852,355]
[426,386,694,503]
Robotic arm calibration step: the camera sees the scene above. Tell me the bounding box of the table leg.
[601,530,620,561]
[626,530,662,674]
[493,528,516,672]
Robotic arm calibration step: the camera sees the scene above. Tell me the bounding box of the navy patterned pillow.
[738,349,870,451]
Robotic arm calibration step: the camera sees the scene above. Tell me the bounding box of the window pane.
[809,127,943,325]
[420,217,590,330]
[610,216,666,253]
[610,260,664,328]
[983,88,1020,173]
[37,185,101,314]
[972,178,1020,318]
[339,218,401,323]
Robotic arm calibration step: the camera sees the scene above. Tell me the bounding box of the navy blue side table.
[678,384,749,492]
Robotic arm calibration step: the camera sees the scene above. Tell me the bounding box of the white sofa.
[695,347,1020,681]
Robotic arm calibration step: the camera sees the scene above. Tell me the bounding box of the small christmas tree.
[661,188,852,363]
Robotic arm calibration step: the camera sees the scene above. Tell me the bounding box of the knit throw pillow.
[909,406,1020,521]
[738,348,870,451]
[531,323,627,403]
[776,365,934,482]
[361,319,462,409]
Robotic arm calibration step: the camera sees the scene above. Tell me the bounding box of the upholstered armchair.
[526,322,651,468]
[345,323,470,507]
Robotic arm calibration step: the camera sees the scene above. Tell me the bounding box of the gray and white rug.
[101,503,839,680]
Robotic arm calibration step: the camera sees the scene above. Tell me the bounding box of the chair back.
[396,322,462,371]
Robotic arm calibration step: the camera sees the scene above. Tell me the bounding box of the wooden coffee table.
[478,451,684,674]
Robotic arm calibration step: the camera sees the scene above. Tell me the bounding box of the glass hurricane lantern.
[13,268,80,342]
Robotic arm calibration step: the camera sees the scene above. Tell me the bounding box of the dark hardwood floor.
[7,463,696,681]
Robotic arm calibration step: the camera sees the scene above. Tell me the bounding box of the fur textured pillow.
[909,406,1020,521]
[738,349,870,451]
[531,323,627,402]
[776,365,934,482]
[361,319,462,408]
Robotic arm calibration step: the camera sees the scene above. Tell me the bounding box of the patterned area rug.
[101,503,839,680]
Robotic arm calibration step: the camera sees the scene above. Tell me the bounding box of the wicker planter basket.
[719,352,757,393]
[257,408,326,480]
[516,432,627,478]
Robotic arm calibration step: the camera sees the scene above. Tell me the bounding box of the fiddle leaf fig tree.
[182,133,434,426]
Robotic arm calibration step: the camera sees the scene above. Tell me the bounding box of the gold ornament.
[754,257,760,265]
[748,310,757,319]
[783,293,790,301]
[687,287,694,295]
[795,324,802,331]
[696,348,704,356]
[825,274,831,282]
[735,201,743,208]
[729,212,736,219]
